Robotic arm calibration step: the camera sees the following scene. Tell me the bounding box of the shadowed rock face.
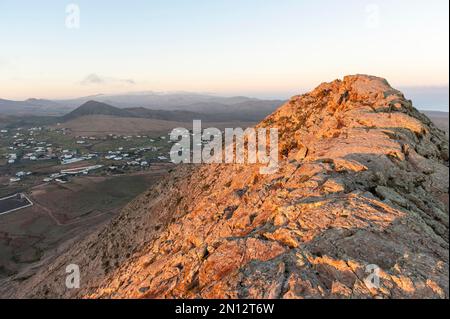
[2,75,448,299]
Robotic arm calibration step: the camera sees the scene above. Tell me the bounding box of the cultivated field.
[54,115,257,137]
[0,194,33,216]
[0,165,170,279]
[53,115,187,137]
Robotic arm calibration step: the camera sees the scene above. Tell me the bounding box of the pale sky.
[0,0,449,100]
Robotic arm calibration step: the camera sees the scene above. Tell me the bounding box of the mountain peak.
[314,74,401,105]
[61,100,133,121]
[79,100,111,108]
[260,75,448,163]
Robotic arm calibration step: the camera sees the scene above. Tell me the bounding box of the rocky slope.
[2,75,448,299]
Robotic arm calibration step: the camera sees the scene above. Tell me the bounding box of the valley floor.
[0,165,171,281]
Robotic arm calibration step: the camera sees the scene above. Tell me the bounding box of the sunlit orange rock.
[2,75,448,299]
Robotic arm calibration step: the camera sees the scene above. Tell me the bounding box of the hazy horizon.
[1,83,448,112]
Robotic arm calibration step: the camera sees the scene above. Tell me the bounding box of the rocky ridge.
[2,75,448,299]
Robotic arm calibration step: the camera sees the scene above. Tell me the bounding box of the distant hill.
[0,98,68,116]
[56,92,270,109]
[55,93,285,120]
[61,101,217,122]
[0,93,284,119]
[57,100,263,136]
[61,99,284,123]
[61,101,133,121]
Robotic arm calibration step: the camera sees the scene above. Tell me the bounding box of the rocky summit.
[2,75,448,299]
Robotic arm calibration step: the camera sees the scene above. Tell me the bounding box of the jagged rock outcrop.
[2,75,448,299]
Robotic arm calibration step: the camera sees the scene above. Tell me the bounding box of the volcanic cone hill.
[2,75,448,299]
[61,100,134,120]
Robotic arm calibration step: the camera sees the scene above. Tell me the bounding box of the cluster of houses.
[2,127,57,164]
[75,135,98,144]
[6,153,17,164]
[9,171,32,183]
[107,134,152,140]
[60,150,98,165]
[103,145,168,165]
[41,165,105,184]
[2,127,175,186]
[42,173,69,184]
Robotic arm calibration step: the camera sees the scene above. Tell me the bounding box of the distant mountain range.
[1,90,448,126]
[57,92,265,110]
[0,98,68,116]
[0,92,285,122]
[61,100,285,123]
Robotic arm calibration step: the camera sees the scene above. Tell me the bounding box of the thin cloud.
[81,73,104,85]
[80,73,136,86]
